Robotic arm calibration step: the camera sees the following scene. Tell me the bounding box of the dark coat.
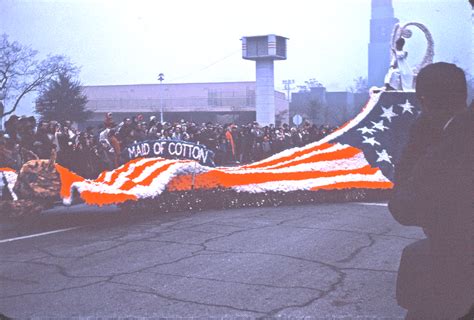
[389,108,473,241]
[388,108,474,318]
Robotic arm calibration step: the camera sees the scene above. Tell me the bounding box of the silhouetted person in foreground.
[389,62,473,319]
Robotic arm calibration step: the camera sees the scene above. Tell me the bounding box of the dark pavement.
[0,202,424,318]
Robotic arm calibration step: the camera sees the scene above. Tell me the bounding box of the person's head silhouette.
[395,37,405,51]
[416,62,468,115]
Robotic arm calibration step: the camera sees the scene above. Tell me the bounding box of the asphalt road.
[0,202,424,319]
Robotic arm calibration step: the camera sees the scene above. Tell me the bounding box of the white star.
[362,136,381,146]
[357,126,376,135]
[376,149,392,164]
[398,99,415,114]
[380,106,398,123]
[371,120,389,132]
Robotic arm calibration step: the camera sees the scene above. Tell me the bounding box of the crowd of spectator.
[0,113,337,178]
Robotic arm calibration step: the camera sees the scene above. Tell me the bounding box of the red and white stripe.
[59,139,391,206]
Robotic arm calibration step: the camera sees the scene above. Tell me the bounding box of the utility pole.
[282,79,295,102]
[158,73,164,123]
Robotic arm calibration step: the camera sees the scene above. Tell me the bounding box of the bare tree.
[0,34,77,118]
[348,76,369,93]
[305,78,324,89]
[299,99,322,125]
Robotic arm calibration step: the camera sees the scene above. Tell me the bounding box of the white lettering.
[201,150,209,164]
[129,141,212,163]
[128,146,136,159]
[182,144,191,158]
[175,142,183,156]
[142,143,150,156]
[153,142,161,155]
[168,142,176,155]
[160,141,166,154]
[192,146,201,160]
[135,144,142,157]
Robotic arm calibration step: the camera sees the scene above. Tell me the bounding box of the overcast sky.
[1,0,472,115]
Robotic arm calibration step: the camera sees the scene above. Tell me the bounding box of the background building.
[83,82,289,127]
[368,0,399,88]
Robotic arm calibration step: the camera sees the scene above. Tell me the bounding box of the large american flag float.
[2,92,419,207]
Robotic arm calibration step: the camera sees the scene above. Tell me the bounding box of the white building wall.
[82,82,288,124]
[255,60,275,126]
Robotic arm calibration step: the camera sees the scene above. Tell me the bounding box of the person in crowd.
[0,131,22,170]
[262,135,272,158]
[224,125,237,163]
[104,112,115,129]
[290,127,303,148]
[4,115,19,142]
[179,125,191,141]
[17,116,36,150]
[250,122,264,161]
[108,129,121,168]
[171,124,183,140]
[98,127,113,170]
[134,122,147,141]
[147,116,157,130]
[389,62,473,320]
[199,122,218,151]
[117,118,134,147]
[33,121,55,160]
[239,124,254,164]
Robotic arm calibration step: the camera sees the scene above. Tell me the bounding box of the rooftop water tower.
[241,34,288,126]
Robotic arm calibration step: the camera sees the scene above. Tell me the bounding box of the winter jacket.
[388,108,474,318]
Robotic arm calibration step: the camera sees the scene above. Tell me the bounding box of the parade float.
[0,90,420,216]
[0,21,434,217]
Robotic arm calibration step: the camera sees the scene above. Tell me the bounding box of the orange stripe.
[96,171,108,182]
[167,165,379,191]
[102,158,145,185]
[242,143,334,169]
[310,181,393,191]
[268,146,361,170]
[96,158,164,183]
[0,167,16,172]
[55,164,85,198]
[123,159,163,181]
[138,162,178,187]
[80,190,137,206]
[120,161,180,191]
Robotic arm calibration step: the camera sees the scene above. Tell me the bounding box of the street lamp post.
[158,73,165,123]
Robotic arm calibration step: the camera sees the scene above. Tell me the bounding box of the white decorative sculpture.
[384,22,435,91]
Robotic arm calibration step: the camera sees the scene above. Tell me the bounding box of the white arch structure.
[390,22,435,76]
